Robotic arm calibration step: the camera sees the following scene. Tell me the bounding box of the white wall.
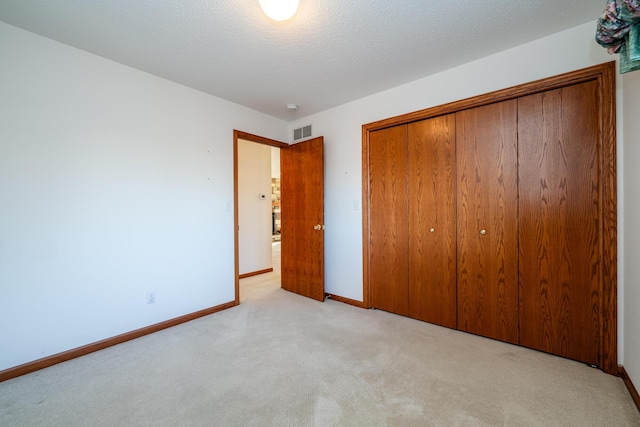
[271,147,281,179]
[238,140,273,275]
[291,21,616,301]
[0,22,286,371]
[623,70,640,389]
[288,21,633,366]
[3,18,638,385]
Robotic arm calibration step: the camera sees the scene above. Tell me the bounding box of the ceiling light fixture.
[259,0,299,21]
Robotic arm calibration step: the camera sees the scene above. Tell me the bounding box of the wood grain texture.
[0,301,237,383]
[234,130,289,148]
[280,137,325,302]
[407,115,457,328]
[362,125,373,309]
[518,82,600,365]
[619,366,640,412]
[599,63,618,375]
[326,294,367,308]
[368,125,410,315]
[238,268,274,279]
[233,134,240,305]
[361,62,617,374]
[362,63,616,132]
[456,100,519,343]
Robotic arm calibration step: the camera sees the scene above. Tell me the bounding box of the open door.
[280,137,325,301]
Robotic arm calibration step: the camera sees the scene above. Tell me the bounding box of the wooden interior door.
[456,100,519,343]
[518,82,600,365]
[368,125,409,315]
[280,137,325,302]
[407,115,457,328]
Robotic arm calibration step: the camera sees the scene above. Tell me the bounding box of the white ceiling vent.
[293,125,312,141]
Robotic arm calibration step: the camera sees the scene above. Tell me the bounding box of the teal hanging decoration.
[620,23,640,73]
[596,0,640,74]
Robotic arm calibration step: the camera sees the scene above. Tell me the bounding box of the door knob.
[480,229,487,235]
[314,224,322,231]
[429,228,435,233]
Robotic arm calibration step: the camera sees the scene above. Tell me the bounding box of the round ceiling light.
[259,0,299,21]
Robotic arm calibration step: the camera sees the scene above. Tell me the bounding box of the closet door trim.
[361,62,617,374]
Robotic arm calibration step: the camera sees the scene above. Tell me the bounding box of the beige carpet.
[1,259,639,426]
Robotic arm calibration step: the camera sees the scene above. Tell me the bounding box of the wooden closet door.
[456,100,519,343]
[518,82,600,365]
[368,125,409,316]
[407,115,457,328]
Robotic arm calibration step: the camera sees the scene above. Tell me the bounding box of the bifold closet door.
[518,81,600,365]
[407,115,457,328]
[369,125,409,316]
[456,100,519,344]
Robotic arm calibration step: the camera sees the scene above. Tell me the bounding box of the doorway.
[237,140,280,279]
[233,131,288,305]
[234,130,326,304]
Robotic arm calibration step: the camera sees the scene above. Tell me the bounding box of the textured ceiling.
[0,0,605,121]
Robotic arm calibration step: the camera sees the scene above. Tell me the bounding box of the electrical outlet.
[147,292,156,304]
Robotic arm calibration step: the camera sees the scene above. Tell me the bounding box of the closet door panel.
[369,125,409,316]
[518,82,600,365]
[407,115,457,328]
[456,100,519,343]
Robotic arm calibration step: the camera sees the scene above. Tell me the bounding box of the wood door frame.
[233,130,288,305]
[361,62,617,374]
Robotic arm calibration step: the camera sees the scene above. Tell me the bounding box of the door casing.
[233,130,288,305]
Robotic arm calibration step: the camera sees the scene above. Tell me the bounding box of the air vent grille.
[293,125,312,141]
